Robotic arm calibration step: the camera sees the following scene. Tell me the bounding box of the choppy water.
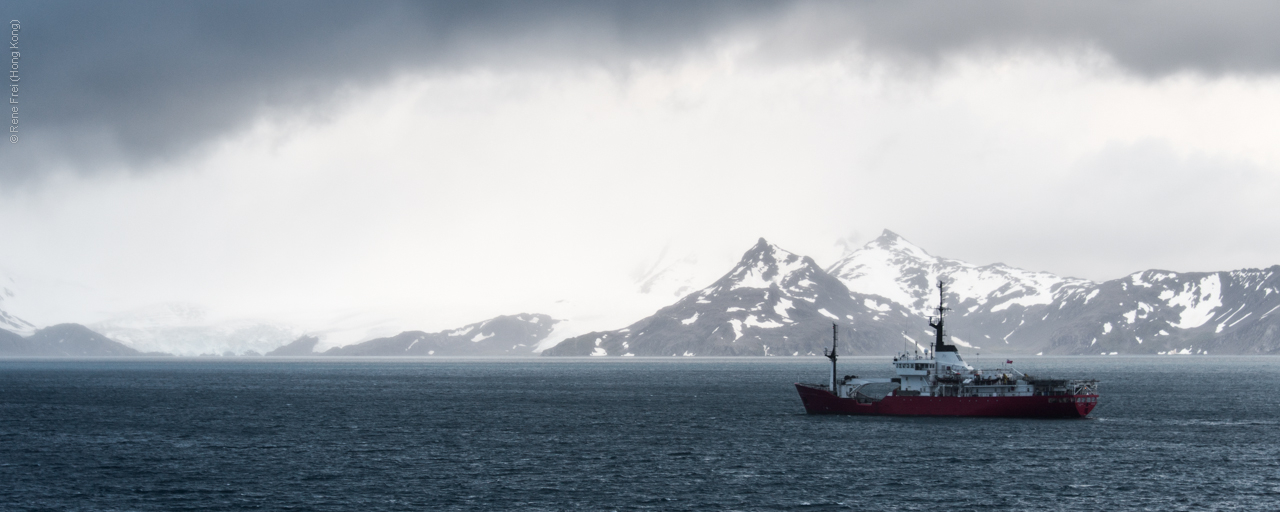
[1,356,1278,511]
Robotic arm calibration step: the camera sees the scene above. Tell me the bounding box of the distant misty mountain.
[0,313,558,357]
[632,248,707,300]
[272,314,557,356]
[0,324,150,357]
[545,231,1280,356]
[89,303,299,356]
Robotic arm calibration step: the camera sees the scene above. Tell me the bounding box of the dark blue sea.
[1,356,1278,511]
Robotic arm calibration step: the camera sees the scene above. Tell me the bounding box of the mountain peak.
[698,238,816,295]
[738,237,793,262]
[864,229,933,261]
[829,229,1092,315]
[876,229,903,241]
[544,238,868,357]
[749,237,774,252]
[740,237,798,262]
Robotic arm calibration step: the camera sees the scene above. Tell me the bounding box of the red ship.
[796,280,1098,418]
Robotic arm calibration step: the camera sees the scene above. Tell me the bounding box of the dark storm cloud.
[3,0,1279,181]
[2,1,784,181]
[821,0,1280,76]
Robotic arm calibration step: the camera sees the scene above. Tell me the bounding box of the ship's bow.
[795,383,854,414]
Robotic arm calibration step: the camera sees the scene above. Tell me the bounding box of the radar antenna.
[927,279,952,354]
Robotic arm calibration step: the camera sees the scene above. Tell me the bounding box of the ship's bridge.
[933,350,972,374]
[893,351,972,377]
[893,347,976,395]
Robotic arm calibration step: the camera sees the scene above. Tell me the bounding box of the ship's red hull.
[796,383,1097,418]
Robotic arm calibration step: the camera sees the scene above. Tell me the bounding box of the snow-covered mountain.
[828,230,1093,316]
[828,231,1280,355]
[826,230,1094,351]
[319,313,557,356]
[1029,268,1280,355]
[543,238,918,356]
[545,231,1280,356]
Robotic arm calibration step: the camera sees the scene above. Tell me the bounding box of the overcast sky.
[3,1,1280,338]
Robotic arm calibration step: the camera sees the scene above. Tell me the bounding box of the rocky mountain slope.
[266,335,321,356]
[0,324,147,356]
[545,231,1280,356]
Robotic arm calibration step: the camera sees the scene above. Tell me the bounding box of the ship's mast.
[824,324,838,392]
[928,279,950,356]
